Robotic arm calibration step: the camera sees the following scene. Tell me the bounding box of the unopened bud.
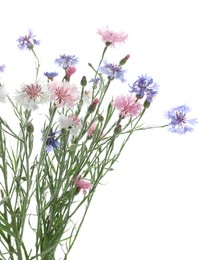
[26,123,34,133]
[98,114,104,122]
[143,100,151,108]
[81,76,87,87]
[119,54,130,66]
[114,124,122,135]
[88,98,99,113]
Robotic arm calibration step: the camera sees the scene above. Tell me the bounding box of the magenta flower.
[97,26,128,47]
[74,176,92,193]
[17,29,40,50]
[48,81,79,108]
[113,95,142,117]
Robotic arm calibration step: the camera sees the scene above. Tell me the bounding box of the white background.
[1,0,219,259]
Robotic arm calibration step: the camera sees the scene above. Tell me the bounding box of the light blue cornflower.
[129,74,159,102]
[98,61,126,82]
[17,29,40,50]
[165,105,197,134]
[55,54,78,69]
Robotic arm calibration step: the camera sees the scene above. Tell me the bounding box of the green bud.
[119,54,130,66]
[143,100,151,108]
[114,124,122,135]
[81,76,87,87]
[98,114,104,122]
[26,123,34,133]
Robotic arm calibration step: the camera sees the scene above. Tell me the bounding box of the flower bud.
[88,98,99,113]
[143,100,151,108]
[26,123,34,133]
[81,76,87,87]
[97,114,104,122]
[114,124,122,135]
[119,54,130,66]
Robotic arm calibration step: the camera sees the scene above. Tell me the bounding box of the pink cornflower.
[97,26,128,47]
[58,114,82,135]
[66,66,76,77]
[87,122,97,137]
[14,82,50,110]
[74,176,92,193]
[48,81,79,108]
[113,95,142,117]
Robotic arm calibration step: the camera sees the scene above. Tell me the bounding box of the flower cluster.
[0,26,197,260]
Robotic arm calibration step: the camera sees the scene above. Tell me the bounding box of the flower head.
[0,64,6,73]
[55,54,78,69]
[59,114,82,135]
[97,26,128,47]
[130,74,159,102]
[74,176,92,193]
[41,129,60,152]
[113,95,142,117]
[44,72,59,81]
[98,61,126,82]
[17,29,40,50]
[14,82,51,110]
[165,105,197,135]
[48,81,79,108]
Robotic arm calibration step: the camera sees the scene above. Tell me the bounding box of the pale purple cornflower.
[98,61,126,82]
[0,64,6,73]
[41,129,60,152]
[113,95,142,117]
[17,30,40,50]
[165,105,197,135]
[130,74,159,102]
[14,82,51,110]
[55,54,78,69]
[97,26,128,47]
[58,114,82,135]
[48,81,79,108]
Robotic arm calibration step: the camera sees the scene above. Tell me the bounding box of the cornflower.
[113,95,142,117]
[165,105,197,134]
[17,29,40,50]
[48,81,79,108]
[58,114,82,135]
[130,74,159,102]
[14,82,51,110]
[74,176,92,193]
[98,61,126,82]
[41,129,60,151]
[55,54,78,69]
[97,26,128,47]
[44,72,59,81]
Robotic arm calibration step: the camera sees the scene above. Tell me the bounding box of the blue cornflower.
[41,129,60,151]
[17,29,40,50]
[98,61,126,82]
[44,72,59,81]
[130,74,159,102]
[165,105,197,135]
[89,77,100,86]
[0,64,6,73]
[55,54,78,69]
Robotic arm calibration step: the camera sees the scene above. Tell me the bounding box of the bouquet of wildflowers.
[0,27,197,260]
